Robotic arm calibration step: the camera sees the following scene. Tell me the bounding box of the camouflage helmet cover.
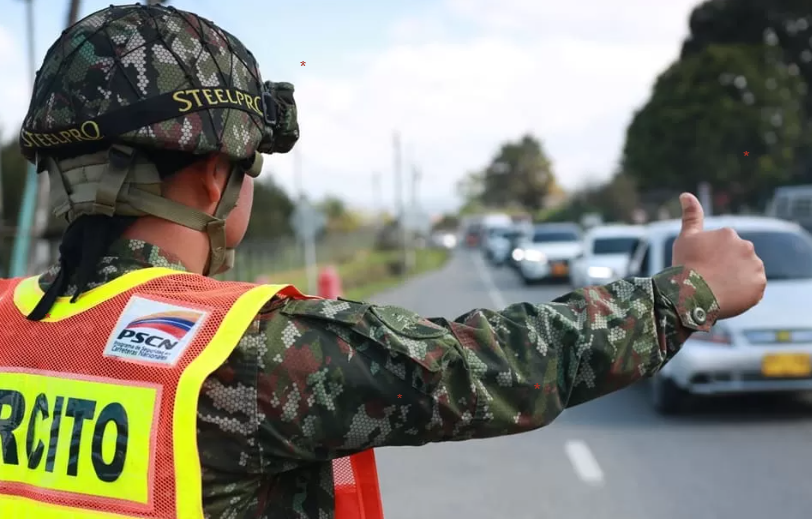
[19,3,299,164]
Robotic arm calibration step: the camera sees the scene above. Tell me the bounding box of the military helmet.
[18,3,300,275]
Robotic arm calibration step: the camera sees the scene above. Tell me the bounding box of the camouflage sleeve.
[256,265,719,464]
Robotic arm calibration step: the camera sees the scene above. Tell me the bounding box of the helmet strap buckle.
[93,145,135,217]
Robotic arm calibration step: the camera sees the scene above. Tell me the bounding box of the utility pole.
[293,148,303,199]
[12,0,85,278]
[0,126,4,226]
[303,221,318,295]
[0,126,5,277]
[372,171,381,228]
[67,0,81,27]
[293,149,317,294]
[393,132,401,218]
[32,2,82,275]
[406,165,420,271]
[30,0,87,274]
[393,132,408,275]
[10,0,40,278]
[411,166,420,219]
[698,181,713,217]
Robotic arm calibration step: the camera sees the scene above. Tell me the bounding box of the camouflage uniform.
[22,4,721,518]
[39,239,719,519]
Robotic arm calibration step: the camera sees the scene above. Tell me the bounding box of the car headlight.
[587,266,613,279]
[524,250,546,262]
[512,248,525,261]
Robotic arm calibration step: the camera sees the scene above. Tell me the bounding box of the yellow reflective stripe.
[5,266,289,518]
[13,267,191,321]
[0,267,188,519]
[173,283,286,519]
[0,496,139,518]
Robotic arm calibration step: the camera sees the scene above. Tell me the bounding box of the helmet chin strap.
[41,145,262,277]
[201,164,245,276]
[201,152,261,275]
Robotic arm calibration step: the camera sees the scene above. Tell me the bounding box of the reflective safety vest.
[0,267,384,519]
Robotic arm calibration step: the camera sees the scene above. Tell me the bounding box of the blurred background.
[2,0,812,518]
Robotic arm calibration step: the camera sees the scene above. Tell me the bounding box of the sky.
[0,0,702,216]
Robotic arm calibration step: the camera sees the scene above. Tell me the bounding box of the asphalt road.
[369,248,812,519]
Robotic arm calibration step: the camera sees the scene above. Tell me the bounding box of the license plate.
[551,263,568,276]
[761,353,812,377]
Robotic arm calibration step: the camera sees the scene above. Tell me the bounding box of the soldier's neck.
[122,217,208,274]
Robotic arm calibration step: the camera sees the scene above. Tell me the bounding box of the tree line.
[450,0,812,225]
[622,0,812,214]
[453,134,566,216]
[0,138,363,244]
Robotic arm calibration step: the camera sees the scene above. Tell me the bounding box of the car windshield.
[592,237,639,255]
[489,227,510,238]
[664,230,812,280]
[532,230,579,243]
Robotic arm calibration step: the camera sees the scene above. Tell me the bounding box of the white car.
[484,224,531,266]
[514,223,582,284]
[430,231,457,249]
[570,224,644,287]
[482,226,510,260]
[626,215,812,414]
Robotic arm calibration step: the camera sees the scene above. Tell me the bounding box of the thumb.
[679,192,704,236]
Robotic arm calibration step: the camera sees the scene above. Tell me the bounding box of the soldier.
[0,4,765,519]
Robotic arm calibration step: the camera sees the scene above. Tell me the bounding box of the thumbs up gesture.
[671,193,766,319]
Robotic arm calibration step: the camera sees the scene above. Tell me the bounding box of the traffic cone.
[317,266,342,299]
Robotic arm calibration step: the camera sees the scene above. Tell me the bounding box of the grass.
[257,248,451,300]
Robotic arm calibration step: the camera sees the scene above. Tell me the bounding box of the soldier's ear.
[199,154,228,205]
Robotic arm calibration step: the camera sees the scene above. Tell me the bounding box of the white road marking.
[565,440,605,486]
[473,254,507,309]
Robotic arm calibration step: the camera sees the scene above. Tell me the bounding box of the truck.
[765,185,812,232]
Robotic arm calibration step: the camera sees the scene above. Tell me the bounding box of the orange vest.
[0,267,384,519]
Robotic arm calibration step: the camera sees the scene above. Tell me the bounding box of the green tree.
[318,195,346,221]
[316,195,363,233]
[577,173,640,223]
[455,135,558,214]
[681,0,812,181]
[455,170,484,214]
[0,139,28,228]
[432,214,459,231]
[330,211,363,233]
[681,0,811,68]
[0,138,85,241]
[481,135,556,212]
[0,140,296,241]
[244,176,294,240]
[622,43,803,210]
[539,173,640,224]
[682,0,773,56]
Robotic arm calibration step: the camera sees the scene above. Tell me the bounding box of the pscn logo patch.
[104,296,208,366]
